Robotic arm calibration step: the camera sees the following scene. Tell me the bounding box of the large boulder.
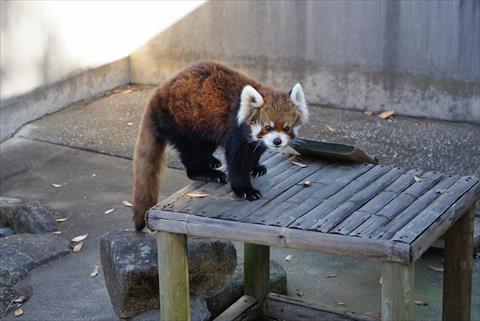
[0,197,58,233]
[100,230,237,319]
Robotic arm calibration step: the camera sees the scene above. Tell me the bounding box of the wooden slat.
[351,171,446,238]
[381,262,414,321]
[392,176,479,244]
[147,210,412,264]
[312,167,406,232]
[264,293,378,321]
[373,174,461,240]
[290,165,391,230]
[213,295,259,321]
[410,182,480,260]
[244,244,270,310]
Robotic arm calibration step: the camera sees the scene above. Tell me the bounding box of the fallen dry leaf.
[91,173,97,177]
[127,122,133,126]
[13,296,26,304]
[414,176,421,182]
[14,307,24,317]
[419,121,427,128]
[295,289,304,297]
[72,242,83,253]
[285,254,293,262]
[326,125,337,133]
[52,231,62,235]
[71,233,88,243]
[363,311,381,318]
[51,183,62,188]
[303,180,311,187]
[186,192,208,198]
[291,161,307,168]
[436,189,447,194]
[122,200,133,207]
[414,300,428,306]
[104,208,115,214]
[378,110,395,119]
[428,265,444,272]
[333,299,346,306]
[326,273,337,278]
[56,217,68,223]
[379,277,383,285]
[89,265,99,278]
[364,111,373,116]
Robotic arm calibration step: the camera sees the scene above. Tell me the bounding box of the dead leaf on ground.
[378,110,395,119]
[56,217,68,223]
[104,208,115,214]
[186,192,208,198]
[303,180,311,187]
[419,121,427,128]
[379,277,383,285]
[295,289,304,297]
[291,161,307,168]
[13,296,26,304]
[89,265,99,278]
[51,183,62,188]
[71,233,88,243]
[428,265,444,272]
[122,200,133,207]
[364,111,373,116]
[327,125,337,133]
[127,122,133,126]
[52,231,62,235]
[436,189,447,194]
[91,173,97,177]
[326,273,337,278]
[363,311,381,318]
[72,242,84,253]
[285,254,293,262]
[414,300,428,306]
[413,176,421,182]
[14,307,24,317]
[333,299,346,306]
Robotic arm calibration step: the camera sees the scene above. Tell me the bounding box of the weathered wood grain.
[392,176,479,243]
[213,295,259,321]
[244,244,270,310]
[381,262,414,321]
[157,231,190,321]
[373,175,461,240]
[264,293,378,321]
[291,165,391,230]
[442,207,473,321]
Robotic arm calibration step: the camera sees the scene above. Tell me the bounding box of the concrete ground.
[1,85,479,320]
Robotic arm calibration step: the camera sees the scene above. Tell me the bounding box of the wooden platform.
[147,150,480,321]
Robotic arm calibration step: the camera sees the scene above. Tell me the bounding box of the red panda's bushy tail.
[132,109,166,231]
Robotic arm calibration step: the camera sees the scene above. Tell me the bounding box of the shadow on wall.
[129,0,480,123]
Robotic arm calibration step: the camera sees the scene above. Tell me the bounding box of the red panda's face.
[238,84,309,150]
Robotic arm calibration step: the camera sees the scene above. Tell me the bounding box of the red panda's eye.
[265,125,273,131]
[284,126,290,132]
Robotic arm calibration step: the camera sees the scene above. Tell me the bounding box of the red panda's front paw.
[232,185,263,201]
[251,165,267,177]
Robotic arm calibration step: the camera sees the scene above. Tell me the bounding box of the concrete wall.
[130,0,480,123]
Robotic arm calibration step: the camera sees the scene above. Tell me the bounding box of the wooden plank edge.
[410,181,480,261]
[264,293,380,321]
[147,210,411,264]
[213,295,260,321]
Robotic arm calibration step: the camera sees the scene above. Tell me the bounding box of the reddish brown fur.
[132,61,300,230]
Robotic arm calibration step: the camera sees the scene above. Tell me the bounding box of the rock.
[206,260,287,318]
[100,230,237,319]
[0,197,58,233]
[0,233,70,287]
[0,227,15,238]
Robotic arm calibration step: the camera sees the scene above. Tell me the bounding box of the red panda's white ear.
[237,85,264,125]
[290,83,309,124]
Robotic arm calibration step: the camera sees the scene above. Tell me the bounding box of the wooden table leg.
[244,243,270,311]
[157,231,190,321]
[381,261,414,321]
[443,207,474,321]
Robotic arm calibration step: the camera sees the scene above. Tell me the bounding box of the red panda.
[133,61,309,230]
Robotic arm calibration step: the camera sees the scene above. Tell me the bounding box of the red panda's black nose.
[273,137,282,146]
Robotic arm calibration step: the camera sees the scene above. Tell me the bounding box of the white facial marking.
[290,83,309,124]
[262,131,290,150]
[250,123,262,141]
[293,125,300,136]
[237,85,264,125]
